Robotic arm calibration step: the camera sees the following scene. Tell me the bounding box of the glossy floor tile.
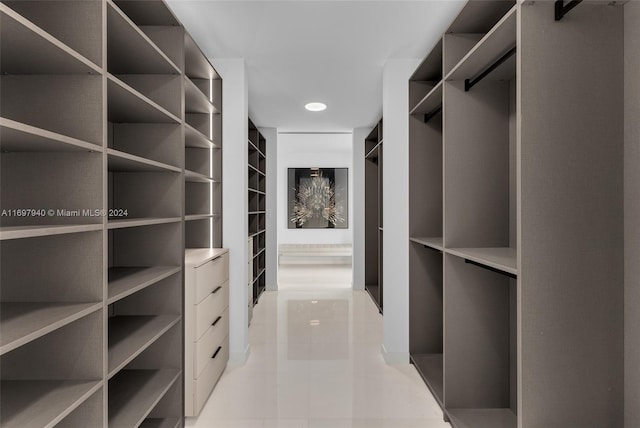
[186,266,450,428]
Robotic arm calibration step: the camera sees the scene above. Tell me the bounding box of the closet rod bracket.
[464,259,517,279]
[554,0,583,21]
[464,46,516,92]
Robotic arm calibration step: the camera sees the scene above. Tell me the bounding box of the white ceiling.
[167,0,465,132]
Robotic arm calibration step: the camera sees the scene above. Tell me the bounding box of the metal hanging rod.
[555,0,583,21]
[464,259,517,279]
[423,105,442,123]
[464,46,516,92]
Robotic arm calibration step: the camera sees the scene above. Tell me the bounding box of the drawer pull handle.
[212,286,222,294]
[212,316,222,327]
[212,346,222,359]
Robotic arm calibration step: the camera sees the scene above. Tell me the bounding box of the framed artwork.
[288,167,348,229]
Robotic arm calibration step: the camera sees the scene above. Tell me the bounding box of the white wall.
[276,133,354,245]
[214,58,250,364]
[352,128,369,291]
[381,59,421,364]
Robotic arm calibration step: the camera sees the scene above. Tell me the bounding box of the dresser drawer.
[195,280,228,340]
[194,308,228,378]
[195,253,229,303]
[195,336,228,412]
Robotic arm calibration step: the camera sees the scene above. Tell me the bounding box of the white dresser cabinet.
[184,248,229,416]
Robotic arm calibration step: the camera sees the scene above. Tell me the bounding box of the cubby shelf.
[107,75,181,124]
[0,302,101,356]
[185,123,219,149]
[184,77,218,114]
[0,5,101,75]
[446,247,517,276]
[107,149,181,173]
[445,6,517,83]
[447,408,517,428]
[108,369,181,428]
[0,118,101,153]
[0,224,103,241]
[108,315,181,378]
[0,380,102,428]
[409,237,443,251]
[106,1,180,75]
[108,267,181,304]
[409,81,443,116]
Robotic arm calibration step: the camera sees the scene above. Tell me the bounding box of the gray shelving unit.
[364,119,383,312]
[408,1,633,427]
[248,119,267,306]
[0,1,223,426]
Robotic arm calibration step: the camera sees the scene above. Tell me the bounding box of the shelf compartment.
[54,387,103,428]
[410,81,443,116]
[185,123,219,149]
[409,237,443,251]
[107,1,179,75]
[186,113,221,145]
[1,75,102,145]
[110,123,182,169]
[446,247,517,276]
[185,32,220,80]
[447,408,516,428]
[108,315,181,378]
[444,254,516,422]
[1,152,103,229]
[107,149,181,173]
[443,72,515,249]
[108,267,181,304]
[115,74,182,119]
[185,182,212,216]
[446,6,517,83]
[185,77,218,114]
[0,224,103,241]
[0,5,100,75]
[0,302,101,356]
[107,74,181,124]
[110,171,181,220]
[0,118,101,153]
[113,0,180,27]
[411,353,444,407]
[0,380,102,428]
[108,369,180,428]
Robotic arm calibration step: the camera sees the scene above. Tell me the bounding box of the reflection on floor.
[186,267,450,428]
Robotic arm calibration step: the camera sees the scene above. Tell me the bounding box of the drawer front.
[194,308,229,377]
[195,336,228,413]
[195,253,229,303]
[195,280,228,340]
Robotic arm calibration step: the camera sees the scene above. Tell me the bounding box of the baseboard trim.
[229,344,251,365]
[381,344,409,365]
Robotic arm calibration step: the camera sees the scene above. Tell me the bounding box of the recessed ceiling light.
[305,102,327,112]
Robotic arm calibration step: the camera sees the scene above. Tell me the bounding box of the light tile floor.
[186,266,450,428]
